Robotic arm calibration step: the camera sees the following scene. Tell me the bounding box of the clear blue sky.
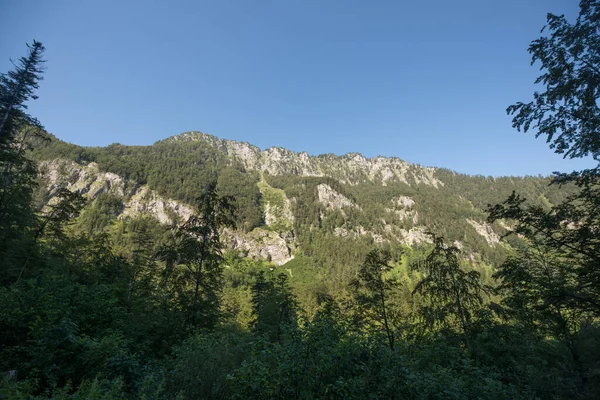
[1,0,595,176]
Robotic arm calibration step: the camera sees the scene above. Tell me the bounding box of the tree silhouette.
[493,0,600,333]
[412,235,485,351]
[350,249,400,350]
[0,41,46,283]
[157,181,235,329]
[0,40,45,142]
[251,270,297,342]
[507,0,600,161]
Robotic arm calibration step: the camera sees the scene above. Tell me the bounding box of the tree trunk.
[0,105,14,139]
[380,286,394,351]
[191,260,203,327]
[450,269,471,352]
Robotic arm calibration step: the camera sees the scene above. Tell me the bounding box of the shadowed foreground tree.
[489,1,600,395]
[251,270,298,342]
[412,235,485,351]
[350,249,400,351]
[0,41,46,284]
[0,40,45,141]
[157,181,236,329]
[507,0,600,162]
[492,0,600,333]
[34,188,86,245]
[488,190,600,338]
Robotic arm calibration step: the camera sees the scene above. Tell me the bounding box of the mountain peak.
[154,131,443,187]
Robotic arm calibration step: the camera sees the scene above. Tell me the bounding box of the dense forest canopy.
[1,1,600,399]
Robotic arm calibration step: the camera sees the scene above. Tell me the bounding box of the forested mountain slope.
[3,2,600,397]
[31,130,572,272]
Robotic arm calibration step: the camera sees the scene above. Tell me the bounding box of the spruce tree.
[157,181,235,329]
[350,249,400,351]
[0,40,45,142]
[412,235,485,351]
[0,41,46,284]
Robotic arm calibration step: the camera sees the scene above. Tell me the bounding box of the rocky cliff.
[33,131,560,267]
[162,131,443,188]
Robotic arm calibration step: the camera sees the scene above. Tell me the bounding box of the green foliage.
[75,193,123,235]
[507,0,600,161]
[486,1,600,396]
[167,329,252,399]
[250,270,298,342]
[227,319,519,400]
[488,186,600,342]
[350,249,402,350]
[156,181,236,329]
[0,40,45,142]
[0,41,47,284]
[217,168,263,232]
[34,187,85,246]
[3,20,600,398]
[412,235,487,351]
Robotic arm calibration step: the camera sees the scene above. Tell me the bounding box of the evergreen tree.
[412,235,485,351]
[157,181,235,329]
[34,187,86,246]
[251,270,297,342]
[350,249,400,350]
[0,41,46,284]
[0,40,45,141]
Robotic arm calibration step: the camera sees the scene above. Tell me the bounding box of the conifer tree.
[0,40,45,142]
[251,270,297,342]
[157,181,235,329]
[412,235,485,351]
[350,249,400,351]
[0,41,46,283]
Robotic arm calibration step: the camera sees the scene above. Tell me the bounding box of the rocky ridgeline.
[38,133,503,265]
[163,131,443,187]
[38,159,296,265]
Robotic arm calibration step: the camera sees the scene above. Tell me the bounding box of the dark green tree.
[507,0,600,161]
[0,40,45,141]
[14,188,86,283]
[412,236,485,351]
[488,188,600,345]
[0,42,46,283]
[350,249,400,351]
[34,188,86,246]
[0,129,40,282]
[157,181,235,329]
[492,0,600,337]
[251,270,297,342]
[488,4,600,393]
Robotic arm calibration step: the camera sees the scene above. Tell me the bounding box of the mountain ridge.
[156,130,443,188]
[30,129,573,270]
[52,129,550,180]
[159,130,554,180]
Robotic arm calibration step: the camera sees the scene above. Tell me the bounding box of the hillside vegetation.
[2,2,600,398]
